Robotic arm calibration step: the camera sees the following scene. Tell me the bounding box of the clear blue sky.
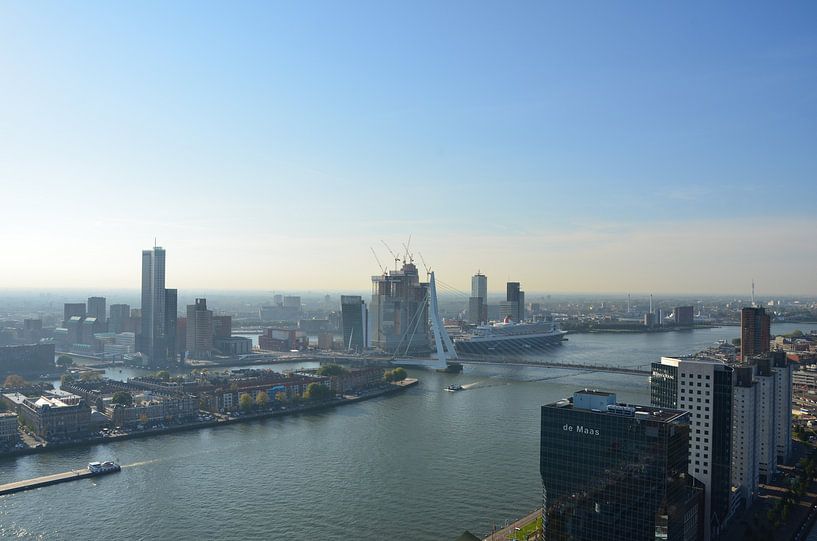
[1,2,815,294]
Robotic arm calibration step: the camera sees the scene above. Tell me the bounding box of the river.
[1,323,815,540]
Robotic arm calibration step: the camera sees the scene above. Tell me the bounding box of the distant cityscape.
[2,246,817,541]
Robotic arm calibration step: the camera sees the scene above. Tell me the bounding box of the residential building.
[731,366,759,508]
[651,356,733,540]
[540,389,700,541]
[63,303,86,326]
[87,297,107,324]
[0,343,55,377]
[0,412,18,446]
[109,304,131,334]
[341,295,368,351]
[741,307,770,360]
[18,394,91,440]
[186,298,214,359]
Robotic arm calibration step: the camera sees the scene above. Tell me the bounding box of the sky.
[0,2,815,295]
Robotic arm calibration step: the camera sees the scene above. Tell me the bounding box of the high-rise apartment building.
[109,304,131,334]
[651,357,733,540]
[740,307,770,360]
[186,298,213,360]
[370,262,429,354]
[86,297,107,324]
[139,246,177,365]
[540,389,700,541]
[63,303,86,327]
[731,366,759,507]
[751,351,792,477]
[468,272,488,325]
[341,295,368,352]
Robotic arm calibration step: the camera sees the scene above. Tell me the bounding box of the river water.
[1,323,815,540]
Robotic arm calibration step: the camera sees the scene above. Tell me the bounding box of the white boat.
[88,461,121,474]
[445,384,464,392]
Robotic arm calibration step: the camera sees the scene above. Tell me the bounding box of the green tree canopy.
[391,367,407,381]
[305,382,332,401]
[3,374,26,388]
[155,370,171,381]
[80,371,102,381]
[255,390,270,408]
[316,364,348,377]
[56,355,74,367]
[239,393,253,411]
[111,391,134,407]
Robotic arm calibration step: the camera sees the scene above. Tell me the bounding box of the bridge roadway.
[304,351,652,376]
[457,357,652,376]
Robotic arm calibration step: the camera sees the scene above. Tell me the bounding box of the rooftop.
[546,391,687,424]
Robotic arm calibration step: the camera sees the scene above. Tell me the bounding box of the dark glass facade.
[710,368,732,528]
[540,398,698,541]
[651,363,678,408]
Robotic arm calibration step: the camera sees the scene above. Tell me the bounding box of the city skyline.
[1,2,815,294]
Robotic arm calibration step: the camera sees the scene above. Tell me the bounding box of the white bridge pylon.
[428,271,458,368]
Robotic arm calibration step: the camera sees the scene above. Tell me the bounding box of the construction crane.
[370,247,386,275]
[402,234,413,263]
[381,240,401,271]
[418,252,431,279]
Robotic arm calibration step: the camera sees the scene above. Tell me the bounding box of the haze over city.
[1,2,815,294]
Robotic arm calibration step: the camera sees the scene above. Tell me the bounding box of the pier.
[0,467,120,496]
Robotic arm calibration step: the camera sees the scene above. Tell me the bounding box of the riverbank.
[0,379,418,462]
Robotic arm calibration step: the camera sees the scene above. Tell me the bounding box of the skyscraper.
[740,307,770,360]
[468,272,487,325]
[501,281,525,322]
[651,357,734,540]
[370,262,429,354]
[63,303,86,327]
[139,246,177,365]
[109,304,131,334]
[186,298,213,359]
[341,295,368,352]
[86,296,107,324]
[540,389,700,541]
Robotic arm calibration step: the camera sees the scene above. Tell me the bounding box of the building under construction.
[370,262,430,355]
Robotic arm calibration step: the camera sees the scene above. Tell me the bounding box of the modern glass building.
[651,357,733,540]
[139,246,177,365]
[341,295,368,352]
[540,390,701,541]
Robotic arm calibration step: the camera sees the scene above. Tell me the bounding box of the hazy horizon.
[1,3,815,295]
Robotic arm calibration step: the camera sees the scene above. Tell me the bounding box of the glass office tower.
[540,390,701,541]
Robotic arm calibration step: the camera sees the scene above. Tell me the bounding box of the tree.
[56,355,74,368]
[155,370,171,381]
[111,391,134,407]
[3,374,26,388]
[239,393,253,411]
[316,364,348,377]
[391,367,407,382]
[255,390,270,409]
[60,373,76,385]
[305,382,332,401]
[731,338,741,347]
[80,371,102,381]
